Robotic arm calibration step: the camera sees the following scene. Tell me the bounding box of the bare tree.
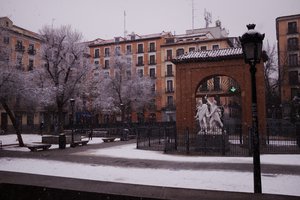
[37,25,91,132]
[89,52,155,123]
[263,42,281,118]
[0,26,35,146]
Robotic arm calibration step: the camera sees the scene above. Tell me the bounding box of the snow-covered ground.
[1,134,300,196]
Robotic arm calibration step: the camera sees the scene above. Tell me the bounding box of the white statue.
[195,96,224,134]
[207,97,223,130]
[195,99,209,133]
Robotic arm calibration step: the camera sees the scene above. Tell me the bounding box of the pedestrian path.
[1,135,300,198]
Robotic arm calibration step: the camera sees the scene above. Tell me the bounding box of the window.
[3,36,9,44]
[212,44,219,50]
[213,77,221,91]
[126,70,131,79]
[166,80,173,92]
[104,71,109,78]
[176,48,184,56]
[15,40,24,52]
[289,54,298,66]
[137,113,144,123]
[167,96,174,106]
[126,57,132,65]
[166,64,173,76]
[149,55,155,65]
[166,49,172,60]
[137,43,144,53]
[287,38,299,51]
[28,44,36,55]
[28,59,34,71]
[289,71,299,85]
[126,45,132,54]
[104,60,109,69]
[291,88,299,100]
[189,47,195,52]
[104,48,110,57]
[115,46,121,55]
[200,46,207,51]
[17,56,22,69]
[151,84,156,92]
[200,80,208,91]
[149,42,155,52]
[288,21,297,34]
[137,69,143,77]
[94,49,100,58]
[149,68,156,78]
[137,56,143,66]
[166,38,175,44]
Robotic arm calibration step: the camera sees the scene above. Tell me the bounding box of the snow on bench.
[102,137,116,143]
[27,143,52,152]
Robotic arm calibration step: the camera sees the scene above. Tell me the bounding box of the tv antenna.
[192,0,195,32]
[124,10,127,38]
[204,9,212,28]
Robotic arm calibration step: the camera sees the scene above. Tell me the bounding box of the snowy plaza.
[1,134,300,198]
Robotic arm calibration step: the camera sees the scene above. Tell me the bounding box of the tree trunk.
[0,99,25,147]
[57,102,64,133]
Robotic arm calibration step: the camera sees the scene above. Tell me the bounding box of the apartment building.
[0,17,43,132]
[88,32,172,123]
[161,21,239,122]
[89,20,239,124]
[276,14,300,110]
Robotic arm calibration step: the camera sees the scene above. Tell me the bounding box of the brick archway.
[173,48,266,137]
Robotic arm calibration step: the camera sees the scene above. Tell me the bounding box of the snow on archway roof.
[172,47,243,64]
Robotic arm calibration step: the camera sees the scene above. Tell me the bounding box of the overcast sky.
[1,0,299,45]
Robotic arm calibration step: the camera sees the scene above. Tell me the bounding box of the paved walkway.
[0,140,299,200]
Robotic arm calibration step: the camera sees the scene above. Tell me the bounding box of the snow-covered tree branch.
[35,25,91,132]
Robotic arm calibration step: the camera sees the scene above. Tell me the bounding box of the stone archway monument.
[172,48,266,150]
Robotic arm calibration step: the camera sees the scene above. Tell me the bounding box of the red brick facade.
[174,55,266,137]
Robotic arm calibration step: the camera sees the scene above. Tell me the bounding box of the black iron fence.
[136,120,300,156]
[136,125,177,152]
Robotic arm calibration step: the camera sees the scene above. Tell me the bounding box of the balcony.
[148,61,156,65]
[136,62,144,67]
[165,56,173,61]
[150,74,156,79]
[137,50,144,54]
[148,48,156,52]
[165,89,174,94]
[148,104,157,111]
[27,49,36,55]
[104,53,110,57]
[165,72,174,77]
[94,54,100,58]
[162,104,176,111]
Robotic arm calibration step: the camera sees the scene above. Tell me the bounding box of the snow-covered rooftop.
[172,47,243,64]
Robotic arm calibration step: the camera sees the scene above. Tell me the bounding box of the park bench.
[102,137,116,143]
[27,143,52,152]
[71,140,89,147]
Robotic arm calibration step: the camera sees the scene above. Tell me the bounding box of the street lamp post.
[70,98,75,147]
[240,24,265,194]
